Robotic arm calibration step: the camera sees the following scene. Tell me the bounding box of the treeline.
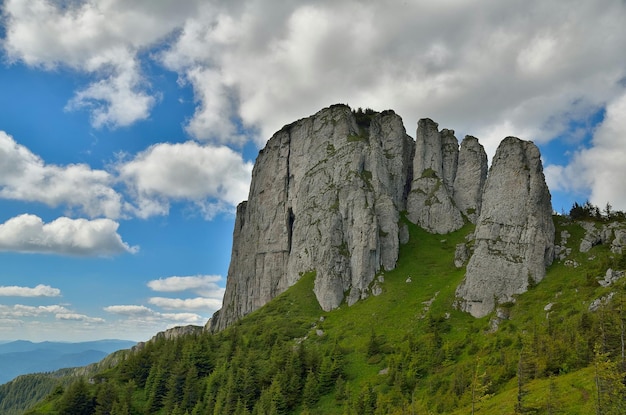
[0,373,62,415]
[28,287,626,414]
[569,201,626,221]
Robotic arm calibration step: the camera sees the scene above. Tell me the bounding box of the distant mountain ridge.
[0,339,135,384]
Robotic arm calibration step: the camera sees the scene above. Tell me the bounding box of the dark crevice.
[287,207,295,254]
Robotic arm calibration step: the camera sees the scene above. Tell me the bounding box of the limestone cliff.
[210,105,414,331]
[210,106,554,330]
[455,137,555,318]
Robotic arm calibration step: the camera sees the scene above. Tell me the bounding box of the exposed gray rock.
[210,105,414,331]
[554,229,572,260]
[135,325,204,352]
[453,136,488,222]
[598,268,625,287]
[612,228,626,254]
[209,105,558,330]
[454,243,469,268]
[589,292,615,312]
[579,221,626,253]
[406,120,465,234]
[579,222,601,253]
[455,137,555,318]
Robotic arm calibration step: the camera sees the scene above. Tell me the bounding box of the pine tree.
[94,382,117,415]
[302,370,320,408]
[594,344,626,415]
[470,358,491,415]
[56,379,94,415]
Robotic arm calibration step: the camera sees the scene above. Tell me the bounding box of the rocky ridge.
[209,105,555,331]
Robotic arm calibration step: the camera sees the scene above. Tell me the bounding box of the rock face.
[210,106,555,330]
[455,137,555,318]
[210,105,414,331]
[406,120,487,233]
[454,136,489,222]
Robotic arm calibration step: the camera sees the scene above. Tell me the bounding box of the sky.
[0,0,625,342]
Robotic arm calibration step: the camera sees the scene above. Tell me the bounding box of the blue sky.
[1,0,625,342]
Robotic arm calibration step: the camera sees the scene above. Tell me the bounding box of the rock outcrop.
[453,136,488,222]
[455,137,555,318]
[406,121,487,233]
[210,105,555,330]
[579,221,626,254]
[133,325,203,352]
[210,105,414,331]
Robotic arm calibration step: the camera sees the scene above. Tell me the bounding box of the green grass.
[22,216,626,415]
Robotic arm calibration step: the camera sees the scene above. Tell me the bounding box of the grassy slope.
[302,216,624,413]
[23,216,625,414]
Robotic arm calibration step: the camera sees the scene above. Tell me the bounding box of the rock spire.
[406,120,487,233]
[455,137,555,318]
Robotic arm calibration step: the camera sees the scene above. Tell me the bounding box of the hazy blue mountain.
[0,340,135,384]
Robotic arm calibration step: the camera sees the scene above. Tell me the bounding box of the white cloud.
[147,275,222,293]
[0,304,70,318]
[4,0,626,148]
[0,284,61,297]
[148,297,222,311]
[3,0,626,212]
[118,142,252,219]
[56,313,105,323]
[103,305,153,317]
[0,214,138,256]
[155,0,626,152]
[147,275,224,312]
[104,304,204,325]
[545,91,626,211]
[64,50,156,128]
[0,131,123,218]
[2,0,203,128]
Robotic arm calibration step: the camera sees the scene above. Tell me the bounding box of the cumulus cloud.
[148,297,222,311]
[3,0,626,211]
[147,275,222,293]
[0,214,138,256]
[0,284,61,297]
[56,313,105,323]
[0,131,123,218]
[117,142,252,218]
[2,0,203,128]
[103,305,154,317]
[0,304,70,318]
[147,275,224,312]
[545,91,626,211]
[157,0,626,153]
[104,304,203,325]
[4,0,626,150]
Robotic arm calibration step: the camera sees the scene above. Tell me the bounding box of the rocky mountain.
[209,104,553,331]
